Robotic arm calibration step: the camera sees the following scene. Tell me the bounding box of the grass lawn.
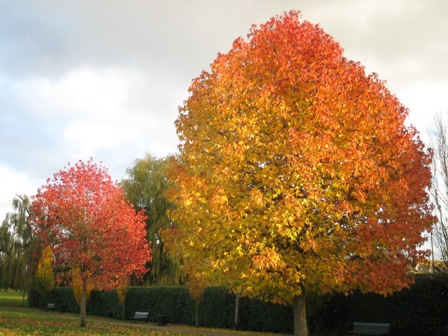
[0,307,191,335]
[0,291,283,336]
[0,290,27,308]
[0,291,189,335]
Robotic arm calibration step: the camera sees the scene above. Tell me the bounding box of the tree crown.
[167,11,434,303]
[31,159,151,290]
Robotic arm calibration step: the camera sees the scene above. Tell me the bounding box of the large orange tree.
[165,11,434,336]
[31,159,151,327]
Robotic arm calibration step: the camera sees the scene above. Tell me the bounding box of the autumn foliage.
[167,10,433,315]
[31,159,151,326]
[35,245,55,301]
[71,266,95,306]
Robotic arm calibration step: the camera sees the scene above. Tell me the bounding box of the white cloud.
[0,164,39,221]
[398,83,448,142]
[4,64,179,168]
[63,120,129,156]
[15,67,144,119]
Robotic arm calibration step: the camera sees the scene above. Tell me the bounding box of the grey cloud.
[0,1,75,78]
[1,0,301,81]
[0,0,446,198]
[306,0,448,86]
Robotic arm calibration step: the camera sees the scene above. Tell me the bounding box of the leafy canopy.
[31,159,151,290]
[122,154,185,285]
[166,11,434,304]
[35,246,55,300]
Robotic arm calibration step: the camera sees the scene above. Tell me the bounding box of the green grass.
[0,291,187,335]
[0,291,284,336]
[0,292,244,336]
[0,290,27,308]
[0,308,193,335]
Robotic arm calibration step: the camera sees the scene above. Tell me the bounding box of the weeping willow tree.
[0,195,34,304]
[122,154,185,285]
[430,113,448,266]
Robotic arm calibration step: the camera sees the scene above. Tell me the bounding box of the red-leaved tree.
[31,159,151,327]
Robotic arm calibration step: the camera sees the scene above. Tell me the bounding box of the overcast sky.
[1,0,447,224]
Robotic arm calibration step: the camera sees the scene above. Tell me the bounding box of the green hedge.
[88,289,121,319]
[395,273,448,336]
[125,286,195,324]
[28,273,448,335]
[29,287,79,313]
[244,297,293,333]
[341,273,448,336]
[199,287,235,328]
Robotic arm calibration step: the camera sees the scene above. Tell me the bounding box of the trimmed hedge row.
[345,273,448,336]
[29,286,78,313]
[30,285,296,332]
[125,286,195,324]
[29,273,448,335]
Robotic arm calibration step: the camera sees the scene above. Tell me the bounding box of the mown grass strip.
[0,309,191,336]
[0,291,27,308]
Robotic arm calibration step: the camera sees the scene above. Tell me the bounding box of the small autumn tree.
[166,11,434,336]
[184,260,211,327]
[31,159,151,327]
[116,277,128,320]
[35,246,54,305]
[72,266,94,309]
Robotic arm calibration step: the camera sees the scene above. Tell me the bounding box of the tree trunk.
[293,295,308,336]
[122,299,125,321]
[195,299,199,326]
[234,294,240,330]
[80,279,87,328]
